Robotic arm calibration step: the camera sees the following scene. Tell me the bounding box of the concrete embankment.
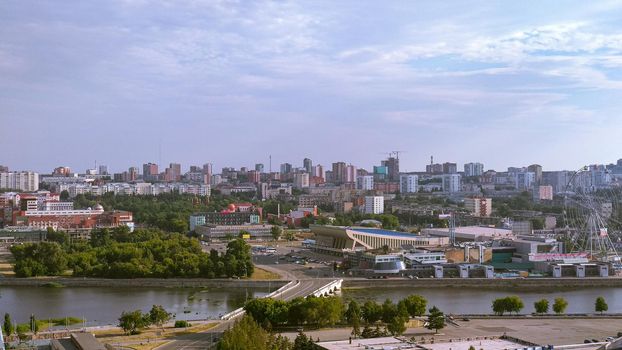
[0,277,289,288]
[343,277,622,290]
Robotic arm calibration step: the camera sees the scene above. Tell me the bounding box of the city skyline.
[3,1,622,172]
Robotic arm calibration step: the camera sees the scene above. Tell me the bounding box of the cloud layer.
[2,1,622,173]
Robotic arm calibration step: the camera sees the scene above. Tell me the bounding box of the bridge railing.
[220,280,301,321]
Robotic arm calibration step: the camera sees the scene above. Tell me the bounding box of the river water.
[342,286,622,314]
[2,285,621,327]
[0,286,274,326]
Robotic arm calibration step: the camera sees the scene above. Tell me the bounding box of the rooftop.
[349,227,421,239]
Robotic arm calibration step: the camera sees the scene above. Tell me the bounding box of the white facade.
[464,162,484,177]
[364,196,384,214]
[399,174,419,193]
[0,171,39,192]
[356,175,374,190]
[514,171,535,190]
[442,174,461,193]
[294,173,310,189]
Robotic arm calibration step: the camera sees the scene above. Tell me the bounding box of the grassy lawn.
[94,322,218,348]
[249,266,281,280]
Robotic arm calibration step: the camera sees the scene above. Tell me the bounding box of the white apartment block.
[442,174,461,193]
[364,196,384,214]
[294,173,310,189]
[464,162,484,177]
[399,174,419,193]
[356,175,374,190]
[0,171,39,192]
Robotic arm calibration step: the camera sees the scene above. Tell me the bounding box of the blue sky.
[2,1,622,174]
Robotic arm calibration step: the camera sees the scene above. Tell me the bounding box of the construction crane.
[391,150,405,159]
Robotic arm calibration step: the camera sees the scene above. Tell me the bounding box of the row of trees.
[493,296,609,315]
[244,294,442,338]
[118,305,172,335]
[11,227,253,279]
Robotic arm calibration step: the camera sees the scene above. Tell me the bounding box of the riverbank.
[0,276,288,288]
[343,277,622,290]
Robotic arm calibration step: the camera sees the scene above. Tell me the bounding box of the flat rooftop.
[424,226,513,238]
[349,227,423,239]
[316,337,525,350]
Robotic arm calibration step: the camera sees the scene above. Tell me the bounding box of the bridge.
[157,278,342,350]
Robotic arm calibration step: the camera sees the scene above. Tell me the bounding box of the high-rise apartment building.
[399,174,419,193]
[0,171,39,191]
[98,165,109,176]
[527,164,543,184]
[53,166,72,176]
[143,163,159,182]
[464,162,484,177]
[313,165,324,180]
[381,157,400,182]
[294,173,310,189]
[248,170,261,183]
[345,165,357,183]
[164,163,181,182]
[332,162,346,184]
[128,167,139,181]
[464,197,492,217]
[443,162,457,174]
[303,158,313,174]
[280,163,292,174]
[364,196,384,214]
[442,174,461,193]
[515,171,535,190]
[537,185,553,200]
[255,163,264,173]
[373,165,388,181]
[356,175,374,190]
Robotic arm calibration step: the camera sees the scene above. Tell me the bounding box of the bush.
[175,320,191,328]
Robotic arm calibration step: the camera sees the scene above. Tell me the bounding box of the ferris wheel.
[563,166,622,262]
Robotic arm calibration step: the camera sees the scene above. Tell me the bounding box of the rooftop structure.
[423,225,513,242]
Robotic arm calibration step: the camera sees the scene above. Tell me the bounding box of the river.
[0,286,274,326]
[342,286,622,314]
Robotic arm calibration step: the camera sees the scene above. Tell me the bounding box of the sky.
[2,1,622,174]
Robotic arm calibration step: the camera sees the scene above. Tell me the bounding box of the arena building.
[310,224,448,254]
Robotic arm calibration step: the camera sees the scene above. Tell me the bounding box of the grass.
[0,261,15,277]
[94,322,218,348]
[249,267,281,280]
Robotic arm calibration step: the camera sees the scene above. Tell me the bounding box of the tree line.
[244,294,445,338]
[492,296,609,315]
[10,227,253,279]
[217,315,317,350]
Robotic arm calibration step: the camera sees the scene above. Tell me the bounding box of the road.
[156,274,336,350]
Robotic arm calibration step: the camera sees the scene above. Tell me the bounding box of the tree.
[492,296,524,315]
[271,226,282,241]
[492,298,507,316]
[293,332,315,350]
[362,300,382,324]
[118,310,149,335]
[345,300,362,337]
[381,299,398,324]
[426,306,445,334]
[401,295,427,317]
[534,299,549,314]
[387,316,407,336]
[148,305,171,327]
[3,313,13,337]
[595,297,608,314]
[60,190,70,201]
[217,315,272,350]
[553,298,568,314]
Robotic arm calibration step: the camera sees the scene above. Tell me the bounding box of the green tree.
[118,310,149,335]
[492,298,507,316]
[60,190,70,201]
[381,299,398,324]
[426,306,445,334]
[217,315,272,350]
[362,300,382,324]
[345,300,362,337]
[3,313,13,337]
[401,295,427,317]
[148,305,171,327]
[387,316,407,336]
[553,298,568,314]
[292,332,315,350]
[595,297,608,314]
[271,226,282,241]
[534,299,549,314]
[506,296,524,314]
